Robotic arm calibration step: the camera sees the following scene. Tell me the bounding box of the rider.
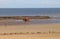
[23,17,30,23]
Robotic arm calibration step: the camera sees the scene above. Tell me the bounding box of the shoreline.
[0,19,60,26]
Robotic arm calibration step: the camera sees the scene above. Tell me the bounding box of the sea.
[0,8,60,16]
[0,8,60,25]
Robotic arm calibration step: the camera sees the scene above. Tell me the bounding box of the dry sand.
[0,23,60,39]
[0,34,60,39]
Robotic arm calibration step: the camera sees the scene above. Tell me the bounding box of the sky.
[0,0,60,8]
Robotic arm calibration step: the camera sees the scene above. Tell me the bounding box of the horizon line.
[0,7,60,8]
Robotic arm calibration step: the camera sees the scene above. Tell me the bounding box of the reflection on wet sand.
[0,19,60,26]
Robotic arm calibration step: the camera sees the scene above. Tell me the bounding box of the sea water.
[0,8,60,16]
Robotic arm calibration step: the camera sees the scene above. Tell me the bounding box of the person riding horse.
[23,17,30,23]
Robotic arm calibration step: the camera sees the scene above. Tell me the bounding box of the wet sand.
[0,23,60,39]
[0,19,60,25]
[0,23,60,33]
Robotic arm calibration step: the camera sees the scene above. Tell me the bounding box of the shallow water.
[0,19,60,25]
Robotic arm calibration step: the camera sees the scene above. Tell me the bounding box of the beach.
[0,8,60,39]
[0,23,60,39]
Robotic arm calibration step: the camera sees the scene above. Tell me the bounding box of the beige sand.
[0,23,60,39]
[0,34,60,39]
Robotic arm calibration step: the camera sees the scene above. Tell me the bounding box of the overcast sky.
[0,0,60,8]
